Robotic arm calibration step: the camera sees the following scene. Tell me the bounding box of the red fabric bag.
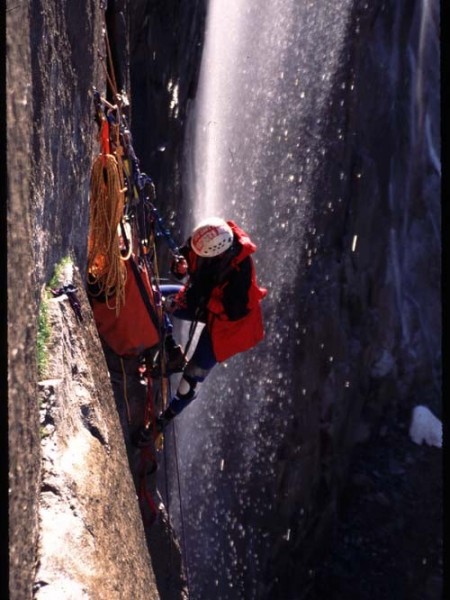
[90,259,160,357]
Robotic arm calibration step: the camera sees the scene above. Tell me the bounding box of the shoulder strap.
[129,258,161,335]
[215,241,242,285]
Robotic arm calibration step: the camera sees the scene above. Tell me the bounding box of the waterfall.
[163,0,440,598]
[173,1,356,597]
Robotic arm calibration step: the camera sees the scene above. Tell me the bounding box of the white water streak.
[190,0,295,223]
[191,1,248,219]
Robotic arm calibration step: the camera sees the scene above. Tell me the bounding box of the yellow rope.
[103,11,119,98]
[148,232,170,410]
[87,153,127,315]
[120,357,132,425]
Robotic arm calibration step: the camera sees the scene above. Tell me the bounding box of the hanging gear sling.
[87,5,184,530]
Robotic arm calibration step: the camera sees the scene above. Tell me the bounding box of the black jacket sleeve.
[221,257,252,320]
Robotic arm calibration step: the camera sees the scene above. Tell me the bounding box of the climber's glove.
[171,255,188,278]
[163,288,188,314]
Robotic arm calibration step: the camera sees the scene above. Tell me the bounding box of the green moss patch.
[37,255,73,379]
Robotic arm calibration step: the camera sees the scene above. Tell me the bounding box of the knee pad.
[177,374,197,398]
[183,361,211,383]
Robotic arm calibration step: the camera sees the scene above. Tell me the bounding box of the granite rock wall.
[7,2,161,597]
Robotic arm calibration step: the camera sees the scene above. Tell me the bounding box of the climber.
[155,217,267,431]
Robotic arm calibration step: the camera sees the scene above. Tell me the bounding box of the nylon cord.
[102,9,119,97]
[120,357,132,424]
[162,380,174,587]
[172,418,191,594]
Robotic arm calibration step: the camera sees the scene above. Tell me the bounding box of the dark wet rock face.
[267,3,442,596]
[314,424,442,600]
[28,1,103,284]
[129,0,206,241]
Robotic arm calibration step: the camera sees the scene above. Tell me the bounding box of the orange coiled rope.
[87,150,127,315]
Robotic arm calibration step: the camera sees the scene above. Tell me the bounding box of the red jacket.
[185,221,267,362]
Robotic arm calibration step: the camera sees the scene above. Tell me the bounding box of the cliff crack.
[80,404,110,451]
[41,483,60,496]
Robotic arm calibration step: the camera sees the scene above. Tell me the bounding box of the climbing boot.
[131,425,154,448]
[166,345,187,374]
[145,337,187,378]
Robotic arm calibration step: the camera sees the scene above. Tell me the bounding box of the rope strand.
[103,10,119,98]
[173,420,191,594]
[119,357,132,424]
[87,153,127,315]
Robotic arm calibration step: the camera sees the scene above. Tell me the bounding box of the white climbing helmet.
[190,217,234,257]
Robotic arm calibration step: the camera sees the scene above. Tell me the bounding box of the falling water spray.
[176,0,367,597]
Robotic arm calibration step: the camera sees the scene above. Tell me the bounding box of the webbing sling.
[128,257,161,337]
